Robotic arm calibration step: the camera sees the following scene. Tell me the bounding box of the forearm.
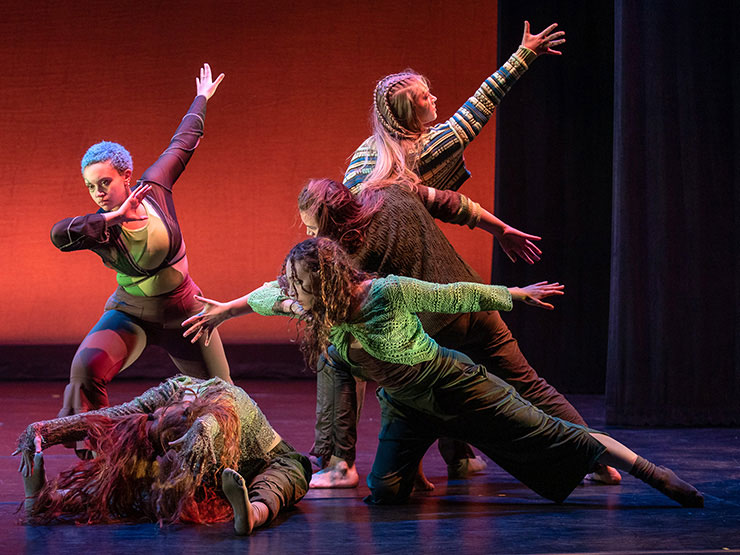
[50,213,110,251]
[477,210,508,237]
[224,294,254,319]
[138,95,208,190]
[247,281,301,318]
[392,275,513,314]
[449,46,538,147]
[412,184,482,229]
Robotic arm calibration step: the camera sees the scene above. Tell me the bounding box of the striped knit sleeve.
[446,46,537,147]
[343,137,377,191]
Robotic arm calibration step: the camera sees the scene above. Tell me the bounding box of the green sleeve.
[385,275,513,314]
[247,281,296,317]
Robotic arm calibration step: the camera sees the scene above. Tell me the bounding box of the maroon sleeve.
[137,95,208,192]
[410,184,479,227]
[50,213,109,251]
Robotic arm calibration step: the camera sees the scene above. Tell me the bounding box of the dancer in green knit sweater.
[182,238,703,508]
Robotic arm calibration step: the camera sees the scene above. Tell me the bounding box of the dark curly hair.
[278,237,373,369]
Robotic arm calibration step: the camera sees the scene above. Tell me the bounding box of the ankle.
[251,501,269,528]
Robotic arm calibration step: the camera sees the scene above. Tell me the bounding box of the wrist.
[508,287,523,302]
[516,45,539,65]
[102,210,122,226]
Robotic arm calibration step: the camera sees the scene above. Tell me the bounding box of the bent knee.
[366,474,410,505]
[70,347,122,382]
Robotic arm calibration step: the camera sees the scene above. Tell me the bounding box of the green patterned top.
[247,275,512,366]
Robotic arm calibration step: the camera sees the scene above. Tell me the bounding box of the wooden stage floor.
[1,379,738,554]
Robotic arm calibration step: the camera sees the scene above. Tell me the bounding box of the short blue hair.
[81,141,133,175]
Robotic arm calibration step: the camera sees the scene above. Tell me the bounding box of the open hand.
[499,225,542,264]
[109,184,151,223]
[509,281,565,310]
[521,21,566,56]
[14,434,42,476]
[196,63,225,99]
[182,294,231,346]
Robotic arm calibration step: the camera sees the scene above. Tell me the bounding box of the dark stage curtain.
[607,0,740,425]
[494,1,615,394]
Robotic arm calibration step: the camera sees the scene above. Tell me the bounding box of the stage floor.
[1,379,738,554]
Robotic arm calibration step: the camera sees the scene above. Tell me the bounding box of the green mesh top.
[247,275,512,366]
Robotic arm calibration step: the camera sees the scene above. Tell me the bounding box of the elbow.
[49,223,68,250]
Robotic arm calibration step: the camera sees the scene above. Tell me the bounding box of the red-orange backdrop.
[0,0,499,344]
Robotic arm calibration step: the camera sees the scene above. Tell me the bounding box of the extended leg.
[435,311,620,484]
[222,468,266,535]
[590,433,703,507]
[235,442,311,532]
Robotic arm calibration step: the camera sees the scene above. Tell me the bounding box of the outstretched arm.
[442,22,566,156]
[410,184,542,264]
[13,377,189,473]
[182,294,254,346]
[182,284,307,345]
[386,275,563,315]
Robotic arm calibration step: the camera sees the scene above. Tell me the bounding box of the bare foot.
[309,460,359,488]
[413,471,435,491]
[222,468,254,535]
[447,456,488,479]
[585,464,622,485]
[23,453,45,517]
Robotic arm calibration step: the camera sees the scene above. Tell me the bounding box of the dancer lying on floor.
[15,376,310,534]
[183,238,704,508]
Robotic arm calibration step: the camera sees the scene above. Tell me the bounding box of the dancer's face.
[82,161,132,212]
[413,84,437,124]
[285,259,316,310]
[299,210,319,237]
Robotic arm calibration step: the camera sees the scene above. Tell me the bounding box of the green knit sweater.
[247,275,512,366]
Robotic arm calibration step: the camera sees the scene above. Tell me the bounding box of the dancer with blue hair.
[50,64,231,451]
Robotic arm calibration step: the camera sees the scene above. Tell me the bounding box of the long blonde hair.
[361,70,430,190]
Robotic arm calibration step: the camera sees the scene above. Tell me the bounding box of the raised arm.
[441,21,565,153]
[138,63,225,191]
[343,23,566,191]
